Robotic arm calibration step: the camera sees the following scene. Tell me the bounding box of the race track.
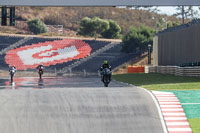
[0,76,164,133]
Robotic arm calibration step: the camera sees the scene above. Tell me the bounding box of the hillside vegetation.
[14,7,181,35]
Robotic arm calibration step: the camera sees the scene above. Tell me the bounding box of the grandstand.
[0,35,25,70]
[72,43,138,74]
[0,35,138,75]
[0,36,24,50]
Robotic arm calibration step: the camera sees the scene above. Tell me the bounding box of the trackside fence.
[146,66,200,77]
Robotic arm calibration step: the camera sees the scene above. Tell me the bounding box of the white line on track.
[159,100,180,102]
[164,117,187,120]
[166,122,189,125]
[168,128,192,131]
[157,98,178,101]
[159,102,180,104]
[155,94,176,97]
[157,99,179,101]
[161,109,184,111]
[160,105,182,107]
[163,113,185,116]
[138,88,168,133]
[157,97,178,99]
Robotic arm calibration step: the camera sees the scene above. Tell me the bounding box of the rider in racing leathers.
[37,64,44,70]
[9,65,16,73]
[37,64,44,73]
[100,60,112,82]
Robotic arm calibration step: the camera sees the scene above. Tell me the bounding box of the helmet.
[104,60,108,64]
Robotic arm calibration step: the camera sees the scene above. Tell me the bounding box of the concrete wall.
[153,23,200,66]
[147,66,200,77]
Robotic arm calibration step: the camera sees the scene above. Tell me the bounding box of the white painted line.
[162,111,184,114]
[161,109,184,111]
[163,113,185,116]
[166,122,189,125]
[159,100,180,102]
[164,117,187,120]
[155,94,175,96]
[157,97,178,99]
[160,105,182,107]
[159,102,181,104]
[168,128,192,131]
[157,98,179,101]
[155,95,176,97]
[139,89,168,133]
[156,95,176,97]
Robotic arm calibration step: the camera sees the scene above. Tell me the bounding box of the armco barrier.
[127,66,144,73]
[147,66,200,77]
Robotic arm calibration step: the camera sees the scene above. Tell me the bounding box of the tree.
[77,17,109,39]
[101,20,121,39]
[167,21,181,28]
[187,6,198,19]
[27,18,47,34]
[157,17,168,31]
[174,6,199,24]
[121,25,154,53]
[92,17,109,39]
[137,25,154,51]
[77,17,94,36]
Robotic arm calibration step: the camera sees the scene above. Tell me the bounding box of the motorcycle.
[10,69,15,83]
[102,68,111,87]
[38,69,43,79]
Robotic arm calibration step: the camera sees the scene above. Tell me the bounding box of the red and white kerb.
[152,91,192,133]
[5,39,92,70]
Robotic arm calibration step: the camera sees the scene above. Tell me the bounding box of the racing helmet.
[104,60,108,64]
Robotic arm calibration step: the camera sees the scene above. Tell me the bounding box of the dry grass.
[15,7,181,35]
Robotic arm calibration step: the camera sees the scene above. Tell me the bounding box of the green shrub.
[27,18,47,34]
[121,25,154,53]
[77,17,109,39]
[101,20,121,39]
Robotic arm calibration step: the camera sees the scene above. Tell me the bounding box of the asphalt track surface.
[0,76,163,133]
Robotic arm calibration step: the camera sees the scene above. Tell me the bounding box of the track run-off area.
[0,76,164,133]
[163,90,200,133]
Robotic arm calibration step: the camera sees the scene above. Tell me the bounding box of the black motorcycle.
[10,69,15,83]
[38,69,43,79]
[102,68,111,87]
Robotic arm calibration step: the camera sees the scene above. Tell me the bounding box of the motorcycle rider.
[9,65,16,82]
[37,64,44,79]
[9,65,16,73]
[37,64,44,71]
[100,60,112,82]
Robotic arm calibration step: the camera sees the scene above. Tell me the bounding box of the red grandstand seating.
[5,39,92,70]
